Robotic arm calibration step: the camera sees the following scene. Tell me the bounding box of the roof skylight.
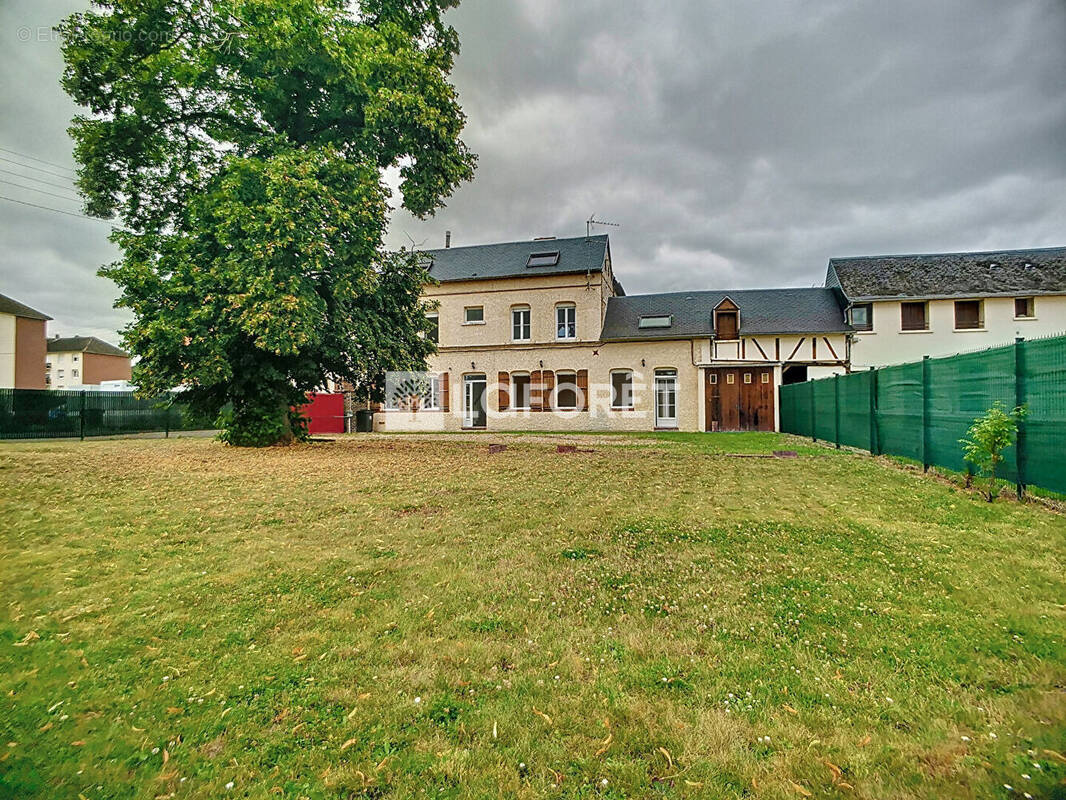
[638,315,673,329]
[526,251,560,267]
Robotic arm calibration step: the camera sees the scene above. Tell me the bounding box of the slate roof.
[422,234,609,283]
[0,292,51,321]
[47,336,129,358]
[826,246,1066,300]
[600,288,849,341]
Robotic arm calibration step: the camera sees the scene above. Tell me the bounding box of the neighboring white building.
[826,247,1066,369]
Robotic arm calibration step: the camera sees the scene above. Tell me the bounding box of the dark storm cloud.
[2,1,1064,341]
[389,0,1066,294]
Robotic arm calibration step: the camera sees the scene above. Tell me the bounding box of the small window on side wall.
[1015,297,1035,319]
[850,303,872,330]
[426,312,439,343]
[900,301,928,331]
[464,306,484,324]
[611,371,633,408]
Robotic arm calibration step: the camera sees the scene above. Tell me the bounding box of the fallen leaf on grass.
[783,704,798,715]
[39,723,52,732]
[532,707,552,726]
[788,780,812,797]
[684,780,703,788]
[1043,749,1066,764]
[658,747,674,769]
[166,707,183,715]
[71,741,85,747]
[858,735,871,747]
[595,733,612,757]
[14,631,40,647]
[823,759,842,782]
[340,738,358,752]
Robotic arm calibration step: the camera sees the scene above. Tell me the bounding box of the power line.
[0,168,80,197]
[0,179,85,204]
[0,146,76,175]
[0,155,76,180]
[0,193,103,221]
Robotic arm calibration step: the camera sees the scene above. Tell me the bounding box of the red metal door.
[301,392,345,434]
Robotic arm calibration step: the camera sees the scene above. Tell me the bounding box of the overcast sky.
[2,0,1065,342]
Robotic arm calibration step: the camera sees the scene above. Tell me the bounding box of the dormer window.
[527,251,560,267]
[638,315,672,329]
[713,298,739,340]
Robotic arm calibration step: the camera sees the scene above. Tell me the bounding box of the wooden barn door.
[706,368,775,431]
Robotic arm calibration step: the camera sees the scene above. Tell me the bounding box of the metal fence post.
[809,379,817,442]
[1015,336,1026,499]
[833,373,841,448]
[868,366,879,455]
[921,355,930,472]
[79,391,86,441]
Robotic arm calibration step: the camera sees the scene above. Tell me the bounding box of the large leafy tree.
[59,0,476,445]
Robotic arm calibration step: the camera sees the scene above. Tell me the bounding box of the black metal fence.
[779,333,1066,496]
[0,389,214,440]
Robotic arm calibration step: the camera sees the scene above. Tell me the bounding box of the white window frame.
[464,306,485,325]
[610,370,634,409]
[653,369,678,429]
[425,312,439,343]
[510,372,532,410]
[384,373,441,411]
[511,306,531,341]
[555,372,579,410]
[556,304,577,340]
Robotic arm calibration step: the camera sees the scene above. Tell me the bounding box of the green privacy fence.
[779,333,1066,496]
[0,389,214,440]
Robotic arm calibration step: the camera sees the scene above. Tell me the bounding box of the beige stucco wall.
[424,271,609,349]
[851,294,1066,368]
[376,339,703,432]
[0,313,15,389]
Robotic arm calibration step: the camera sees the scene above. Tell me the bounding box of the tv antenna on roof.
[586,214,620,239]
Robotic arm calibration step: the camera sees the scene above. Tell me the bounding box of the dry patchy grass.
[1,434,1064,799]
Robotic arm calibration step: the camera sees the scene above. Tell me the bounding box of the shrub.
[959,402,1027,501]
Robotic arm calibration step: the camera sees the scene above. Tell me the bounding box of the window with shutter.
[511,373,531,409]
[556,372,578,409]
[953,300,982,330]
[900,301,928,331]
[440,373,449,412]
[576,369,589,411]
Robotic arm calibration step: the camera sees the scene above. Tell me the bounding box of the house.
[377,234,851,433]
[47,336,132,389]
[0,292,50,389]
[826,247,1066,369]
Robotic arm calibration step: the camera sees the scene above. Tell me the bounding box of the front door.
[463,374,487,428]
[705,368,774,431]
[654,370,677,429]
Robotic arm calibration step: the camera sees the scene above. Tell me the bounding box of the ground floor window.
[611,370,633,408]
[385,373,441,410]
[556,372,578,409]
[511,373,531,409]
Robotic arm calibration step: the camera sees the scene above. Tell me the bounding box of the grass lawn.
[1,433,1064,799]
